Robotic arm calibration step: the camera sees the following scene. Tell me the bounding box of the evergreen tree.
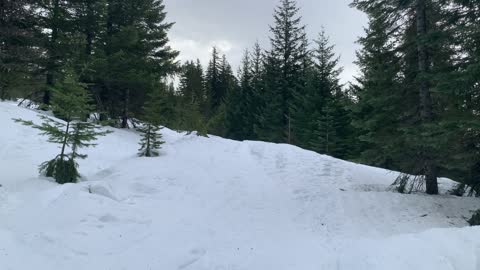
[179,60,206,106]
[71,0,107,59]
[349,2,404,169]
[310,91,353,158]
[70,0,109,116]
[249,42,266,141]
[224,50,252,140]
[256,0,308,143]
[138,87,167,157]
[255,50,285,143]
[437,0,480,190]
[36,0,79,105]
[205,47,223,115]
[176,60,208,135]
[0,0,42,100]
[239,49,256,139]
[208,54,237,137]
[14,73,108,184]
[352,0,465,194]
[100,0,179,128]
[294,30,344,152]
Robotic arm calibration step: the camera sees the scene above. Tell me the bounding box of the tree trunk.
[44,0,61,105]
[146,124,151,157]
[85,0,94,56]
[121,88,130,128]
[60,121,70,161]
[416,0,438,195]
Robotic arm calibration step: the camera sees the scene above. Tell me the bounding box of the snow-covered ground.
[1,100,480,270]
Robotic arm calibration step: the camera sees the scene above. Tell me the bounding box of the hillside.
[1,101,480,270]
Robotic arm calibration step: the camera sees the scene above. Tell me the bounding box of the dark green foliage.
[0,0,43,100]
[138,124,163,157]
[14,74,109,184]
[309,96,353,158]
[256,0,308,143]
[205,47,223,114]
[255,50,286,143]
[34,0,83,105]
[207,103,227,138]
[137,87,167,157]
[224,50,252,140]
[468,210,480,226]
[351,0,440,192]
[40,157,79,185]
[350,3,405,169]
[208,53,237,137]
[449,183,466,197]
[7,0,480,198]
[291,30,353,159]
[174,60,208,136]
[392,174,425,194]
[351,0,480,194]
[179,60,207,110]
[93,0,179,127]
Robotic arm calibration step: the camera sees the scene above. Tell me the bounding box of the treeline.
[1,0,480,194]
[0,0,179,128]
[351,0,480,194]
[175,1,355,161]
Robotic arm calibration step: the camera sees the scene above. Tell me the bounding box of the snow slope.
[1,101,480,270]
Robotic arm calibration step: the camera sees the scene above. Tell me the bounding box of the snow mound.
[1,101,480,270]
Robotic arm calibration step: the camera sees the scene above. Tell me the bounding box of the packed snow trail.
[1,101,480,270]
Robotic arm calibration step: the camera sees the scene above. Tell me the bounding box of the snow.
[1,100,480,269]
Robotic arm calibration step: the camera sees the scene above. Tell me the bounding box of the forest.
[1,0,480,195]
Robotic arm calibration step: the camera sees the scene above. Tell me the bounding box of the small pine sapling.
[138,88,166,157]
[14,74,110,184]
[138,123,164,157]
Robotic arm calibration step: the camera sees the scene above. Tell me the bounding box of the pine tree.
[294,29,345,152]
[351,1,411,170]
[249,42,266,141]
[351,0,466,194]
[71,0,107,58]
[205,47,223,115]
[70,0,108,116]
[100,0,179,128]
[256,0,308,143]
[14,73,108,184]
[176,60,208,135]
[239,49,256,139]
[224,50,251,140]
[138,123,164,157]
[208,54,237,137]
[36,0,78,105]
[137,88,166,157]
[179,60,206,106]
[255,50,285,143]
[0,0,42,100]
[435,1,480,190]
[310,91,353,158]
[310,101,336,155]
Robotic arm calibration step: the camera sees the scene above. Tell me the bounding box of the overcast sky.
[164,0,367,84]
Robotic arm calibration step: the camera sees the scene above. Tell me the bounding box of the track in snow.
[1,101,480,270]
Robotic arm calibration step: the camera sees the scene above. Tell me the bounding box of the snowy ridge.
[1,100,480,270]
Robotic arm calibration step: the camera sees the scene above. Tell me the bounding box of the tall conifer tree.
[256,0,308,143]
[101,0,178,128]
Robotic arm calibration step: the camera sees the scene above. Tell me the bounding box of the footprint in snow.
[98,214,119,223]
[177,248,207,270]
[95,168,115,179]
[130,182,159,195]
[88,184,118,201]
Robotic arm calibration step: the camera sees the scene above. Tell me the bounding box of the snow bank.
[1,101,480,270]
